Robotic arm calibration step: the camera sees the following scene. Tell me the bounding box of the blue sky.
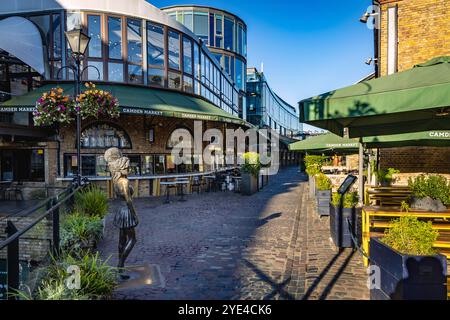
[150,0,374,130]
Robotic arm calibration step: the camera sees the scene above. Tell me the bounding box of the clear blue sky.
[150,0,374,130]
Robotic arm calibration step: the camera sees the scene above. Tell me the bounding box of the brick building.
[374,0,450,173]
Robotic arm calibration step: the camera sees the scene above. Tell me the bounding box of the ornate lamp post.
[65,29,90,186]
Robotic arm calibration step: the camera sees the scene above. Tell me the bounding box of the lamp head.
[65,29,91,57]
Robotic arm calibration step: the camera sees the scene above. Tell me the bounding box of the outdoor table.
[175,179,190,202]
[203,176,216,192]
[361,206,450,266]
[160,180,178,204]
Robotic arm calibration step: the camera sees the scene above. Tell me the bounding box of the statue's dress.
[113,183,139,229]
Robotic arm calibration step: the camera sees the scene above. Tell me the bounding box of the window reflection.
[168,72,181,90]
[183,76,193,93]
[183,37,193,75]
[81,123,131,149]
[128,64,143,84]
[127,19,142,64]
[193,12,209,44]
[87,61,103,80]
[108,62,124,82]
[147,23,165,67]
[148,68,165,87]
[224,17,234,51]
[168,30,180,70]
[88,15,102,58]
[108,17,122,60]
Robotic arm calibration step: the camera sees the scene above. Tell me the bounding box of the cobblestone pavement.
[97,167,369,300]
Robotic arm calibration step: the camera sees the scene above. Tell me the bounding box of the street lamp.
[65,29,90,186]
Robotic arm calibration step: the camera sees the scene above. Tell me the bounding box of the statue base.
[116,264,165,291]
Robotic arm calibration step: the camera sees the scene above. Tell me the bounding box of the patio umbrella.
[288,133,360,154]
[363,130,450,148]
[299,56,450,138]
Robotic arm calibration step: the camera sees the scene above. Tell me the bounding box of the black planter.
[241,173,258,196]
[316,190,331,216]
[370,238,447,300]
[329,204,356,248]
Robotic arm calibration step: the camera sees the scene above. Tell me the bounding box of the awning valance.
[362,130,450,148]
[0,83,249,126]
[288,133,359,154]
[299,56,450,138]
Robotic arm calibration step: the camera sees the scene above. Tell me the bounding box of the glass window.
[193,12,209,44]
[108,63,124,82]
[87,15,101,58]
[108,17,122,60]
[127,19,142,64]
[87,61,103,80]
[236,58,244,90]
[96,155,109,177]
[183,76,194,93]
[216,15,223,35]
[215,36,223,48]
[209,14,215,46]
[52,14,62,59]
[193,43,200,79]
[168,30,180,70]
[237,24,244,56]
[29,15,50,54]
[147,23,165,67]
[183,37,193,75]
[148,68,165,87]
[184,12,193,31]
[82,156,96,177]
[81,123,131,149]
[128,64,143,84]
[30,150,45,181]
[154,155,166,174]
[224,17,234,51]
[168,72,181,90]
[128,155,141,176]
[67,12,82,31]
[143,156,154,175]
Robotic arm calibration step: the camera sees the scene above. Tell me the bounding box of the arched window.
[81,122,132,149]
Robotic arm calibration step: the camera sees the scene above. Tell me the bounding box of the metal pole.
[6,221,19,300]
[75,56,82,187]
[358,140,364,206]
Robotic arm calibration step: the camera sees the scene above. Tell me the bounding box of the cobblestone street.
[98,167,369,300]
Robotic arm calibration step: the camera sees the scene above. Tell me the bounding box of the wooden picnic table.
[362,206,450,267]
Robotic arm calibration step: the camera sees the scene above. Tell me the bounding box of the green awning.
[288,133,359,154]
[0,83,249,126]
[299,56,450,138]
[363,130,450,148]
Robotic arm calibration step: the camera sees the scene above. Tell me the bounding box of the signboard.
[0,106,35,113]
[337,174,358,195]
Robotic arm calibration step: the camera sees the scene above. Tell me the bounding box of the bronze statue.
[104,147,139,279]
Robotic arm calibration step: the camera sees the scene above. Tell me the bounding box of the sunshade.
[288,133,359,154]
[0,83,249,126]
[363,130,450,148]
[299,56,450,138]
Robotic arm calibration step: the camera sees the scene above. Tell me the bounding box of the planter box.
[241,173,258,196]
[316,190,331,216]
[308,176,316,199]
[329,205,356,248]
[370,238,447,300]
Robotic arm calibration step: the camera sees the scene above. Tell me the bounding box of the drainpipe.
[373,0,381,77]
[358,140,365,206]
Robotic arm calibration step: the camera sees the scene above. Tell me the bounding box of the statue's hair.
[105,148,129,184]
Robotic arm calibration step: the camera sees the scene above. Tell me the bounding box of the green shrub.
[382,216,438,256]
[316,173,333,191]
[61,212,103,251]
[241,152,261,177]
[331,192,359,208]
[376,167,400,185]
[304,155,327,176]
[408,174,450,206]
[75,185,109,218]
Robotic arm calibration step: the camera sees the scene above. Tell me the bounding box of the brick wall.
[377,0,450,173]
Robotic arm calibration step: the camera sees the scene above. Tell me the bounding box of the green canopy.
[299,56,450,138]
[0,83,249,126]
[363,130,450,148]
[288,133,359,154]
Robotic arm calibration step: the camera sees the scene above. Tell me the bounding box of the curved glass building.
[0,0,249,190]
[161,5,247,118]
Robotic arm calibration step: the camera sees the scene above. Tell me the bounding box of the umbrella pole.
[358,141,364,206]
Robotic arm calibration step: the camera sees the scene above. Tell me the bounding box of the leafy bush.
[75,185,109,218]
[61,212,103,251]
[304,155,327,176]
[241,152,261,177]
[382,216,438,256]
[316,173,333,191]
[408,174,450,206]
[376,167,400,185]
[331,192,359,208]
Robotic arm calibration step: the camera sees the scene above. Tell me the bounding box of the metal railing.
[0,180,89,300]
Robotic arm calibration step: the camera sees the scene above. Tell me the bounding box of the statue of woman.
[104,147,139,279]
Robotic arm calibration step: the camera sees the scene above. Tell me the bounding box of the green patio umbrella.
[299,56,450,138]
[289,133,360,154]
[362,130,450,148]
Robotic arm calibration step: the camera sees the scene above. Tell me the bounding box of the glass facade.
[247,68,300,137]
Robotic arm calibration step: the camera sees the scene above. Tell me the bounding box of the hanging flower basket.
[33,87,75,126]
[77,82,120,120]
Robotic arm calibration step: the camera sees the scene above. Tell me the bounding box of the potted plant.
[376,167,400,187]
[329,192,358,248]
[240,152,261,196]
[304,155,327,199]
[33,87,75,126]
[370,216,447,300]
[77,82,120,120]
[315,173,333,217]
[408,174,450,212]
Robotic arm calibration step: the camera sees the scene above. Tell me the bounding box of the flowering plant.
[77,82,120,120]
[33,87,75,126]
